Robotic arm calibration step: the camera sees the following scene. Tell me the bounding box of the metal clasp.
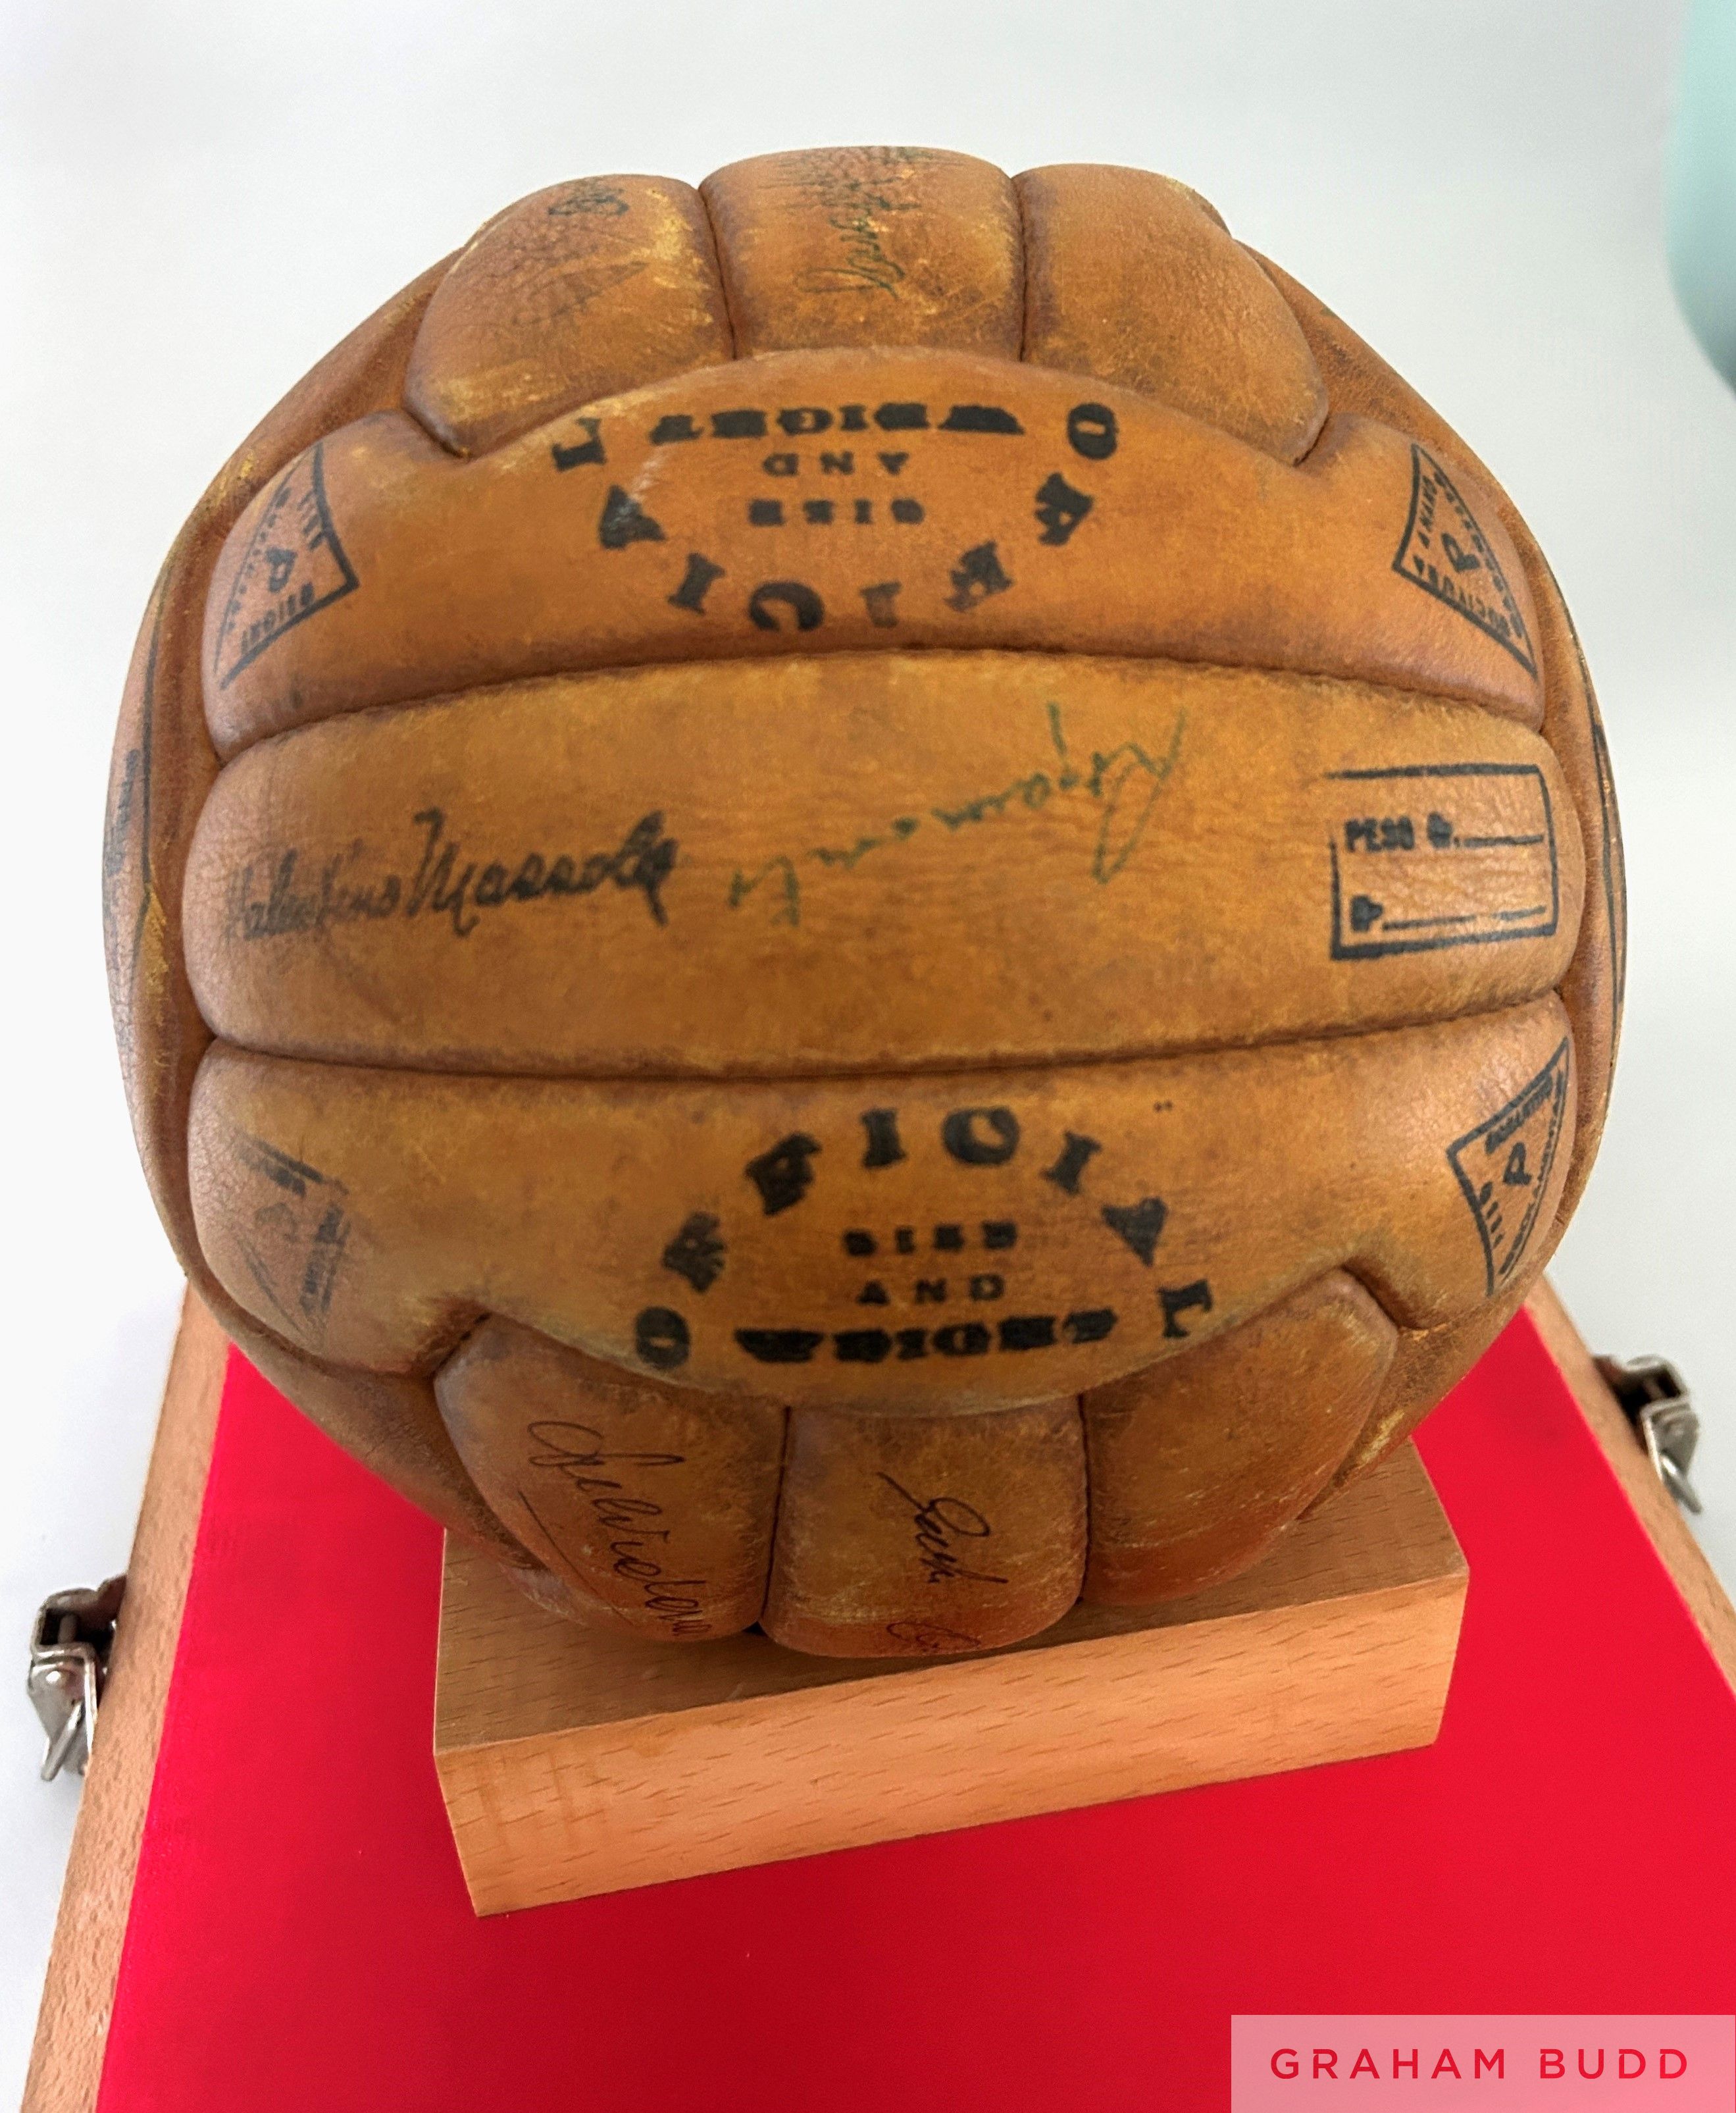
[1595,1355,1703,1515]
[27,1576,126,1781]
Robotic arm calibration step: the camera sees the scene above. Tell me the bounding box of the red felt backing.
[92,1313,1736,2112]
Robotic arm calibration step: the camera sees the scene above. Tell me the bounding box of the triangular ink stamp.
[211,442,359,688]
[1392,444,1537,673]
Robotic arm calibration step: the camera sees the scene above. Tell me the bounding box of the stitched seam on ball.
[207,640,1545,770]
[1013,169,1034,365]
[228,1263,1490,1434]
[697,174,745,361]
[755,1406,796,1632]
[191,992,1573,1089]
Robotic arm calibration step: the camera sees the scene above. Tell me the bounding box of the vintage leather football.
[105,149,1624,1657]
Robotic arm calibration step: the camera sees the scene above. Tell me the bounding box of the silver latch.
[1595,1355,1703,1515]
[28,1577,126,1781]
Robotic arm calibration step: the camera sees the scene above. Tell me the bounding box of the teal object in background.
[1669,0,1736,386]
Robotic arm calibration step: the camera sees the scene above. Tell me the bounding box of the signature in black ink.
[879,1474,1009,1588]
[885,1618,983,1654]
[778,148,928,296]
[229,1131,350,1347]
[228,805,677,942]
[523,1420,709,1637]
[547,180,629,218]
[728,700,1186,928]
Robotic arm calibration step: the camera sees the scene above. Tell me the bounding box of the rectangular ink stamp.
[1326,762,1558,961]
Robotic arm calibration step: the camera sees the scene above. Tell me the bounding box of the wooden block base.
[434,1439,1467,1914]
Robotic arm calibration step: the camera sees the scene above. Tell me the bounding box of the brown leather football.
[105,148,1623,1657]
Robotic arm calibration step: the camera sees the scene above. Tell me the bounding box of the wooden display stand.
[436,1442,1466,1913]
[25,1280,1736,2113]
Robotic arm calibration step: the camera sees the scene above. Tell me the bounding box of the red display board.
[91,1315,1736,2112]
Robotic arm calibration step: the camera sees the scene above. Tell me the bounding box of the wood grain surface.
[28,1283,1736,2093]
[22,1293,228,2113]
[432,1438,1468,1912]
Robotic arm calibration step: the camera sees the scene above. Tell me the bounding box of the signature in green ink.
[728,701,1187,929]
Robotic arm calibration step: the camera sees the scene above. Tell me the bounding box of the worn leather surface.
[108,149,1623,1657]
[1018,163,1327,461]
[184,655,1577,1076]
[201,353,1542,752]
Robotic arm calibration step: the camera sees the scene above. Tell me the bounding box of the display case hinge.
[1595,1355,1703,1515]
[27,1575,127,1781]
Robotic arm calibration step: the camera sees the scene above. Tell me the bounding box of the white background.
[3,0,1733,2097]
